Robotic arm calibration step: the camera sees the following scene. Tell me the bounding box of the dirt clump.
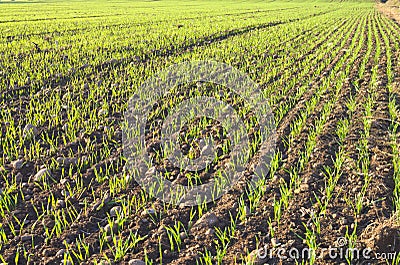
[360,216,400,254]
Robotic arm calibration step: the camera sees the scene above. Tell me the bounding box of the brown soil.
[377,0,400,24]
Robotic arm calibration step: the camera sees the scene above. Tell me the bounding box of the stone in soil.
[180,231,188,240]
[56,157,78,167]
[21,234,32,242]
[103,222,119,235]
[11,159,24,170]
[110,206,122,217]
[129,259,146,265]
[33,168,51,182]
[141,208,156,217]
[194,212,219,228]
[23,124,38,138]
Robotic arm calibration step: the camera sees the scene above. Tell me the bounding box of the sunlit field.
[1,0,400,264]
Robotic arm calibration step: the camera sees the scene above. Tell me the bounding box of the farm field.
[1,0,400,264]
